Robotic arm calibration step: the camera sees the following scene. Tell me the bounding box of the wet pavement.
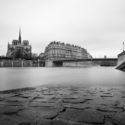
[0,86,125,125]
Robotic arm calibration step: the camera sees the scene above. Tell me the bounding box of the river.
[0,66,125,91]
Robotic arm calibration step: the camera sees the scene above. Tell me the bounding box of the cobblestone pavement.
[0,86,125,125]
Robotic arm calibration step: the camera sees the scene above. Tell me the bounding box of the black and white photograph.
[0,0,125,124]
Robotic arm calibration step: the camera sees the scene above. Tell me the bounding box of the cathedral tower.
[18,28,21,44]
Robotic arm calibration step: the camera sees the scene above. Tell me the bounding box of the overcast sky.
[0,0,125,57]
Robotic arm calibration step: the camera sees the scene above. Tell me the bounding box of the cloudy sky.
[0,0,125,57]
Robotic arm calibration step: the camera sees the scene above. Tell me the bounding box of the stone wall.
[52,59,117,67]
[116,54,125,70]
[63,61,93,67]
[117,54,125,66]
[0,60,45,67]
[0,59,117,67]
[45,60,54,67]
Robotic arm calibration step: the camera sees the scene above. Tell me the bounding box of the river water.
[0,66,125,91]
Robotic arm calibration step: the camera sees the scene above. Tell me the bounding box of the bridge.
[0,57,118,67]
[45,58,118,67]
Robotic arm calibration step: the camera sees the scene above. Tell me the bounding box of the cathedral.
[6,29,32,59]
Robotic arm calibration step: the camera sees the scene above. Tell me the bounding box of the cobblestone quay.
[0,86,125,125]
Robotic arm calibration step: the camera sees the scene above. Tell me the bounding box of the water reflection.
[0,66,125,91]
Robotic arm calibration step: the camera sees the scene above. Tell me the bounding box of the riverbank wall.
[0,58,117,67]
[0,59,45,67]
[62,61,94,67]
[116,51,125,71]
[46,59,117,67]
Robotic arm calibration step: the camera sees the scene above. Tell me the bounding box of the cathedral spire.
[19,28,21,44]
[8,42,9,49]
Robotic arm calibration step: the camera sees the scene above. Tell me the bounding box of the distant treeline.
[0,56,40,60]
